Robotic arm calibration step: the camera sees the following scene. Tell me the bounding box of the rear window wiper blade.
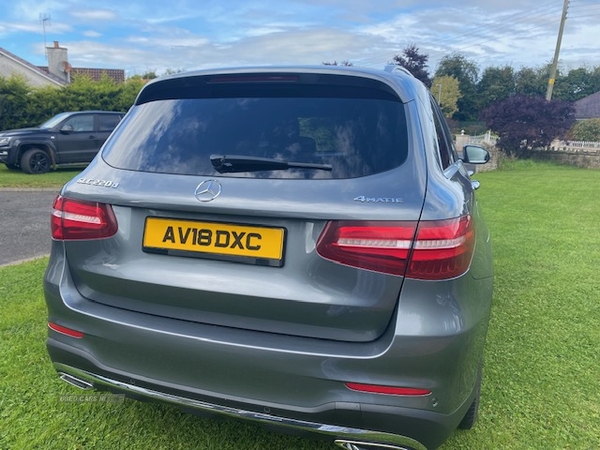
[210,154,332,173]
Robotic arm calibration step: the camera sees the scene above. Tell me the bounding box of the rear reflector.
[48,322,84,338]
[51,195,118,240]
[345,382,431,396]
[316,216,475,279]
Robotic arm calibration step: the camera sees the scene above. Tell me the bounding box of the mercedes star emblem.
[194,179,222,202]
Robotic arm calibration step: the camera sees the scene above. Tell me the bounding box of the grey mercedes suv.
[44,65,493,450]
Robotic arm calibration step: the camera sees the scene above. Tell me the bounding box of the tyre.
[4,163,19,171]
[20,148,51,174]
[458,365,482,430]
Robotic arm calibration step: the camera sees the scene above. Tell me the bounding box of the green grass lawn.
[0,164,83,188]
[1,160,599,449]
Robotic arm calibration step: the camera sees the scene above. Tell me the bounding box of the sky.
[1,0,599,78]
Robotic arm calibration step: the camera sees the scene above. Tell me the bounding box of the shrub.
[567,118,600,142]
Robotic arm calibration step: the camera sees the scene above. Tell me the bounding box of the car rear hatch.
[56,70,428,342]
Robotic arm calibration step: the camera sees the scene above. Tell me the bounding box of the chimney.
[46,41,70,83]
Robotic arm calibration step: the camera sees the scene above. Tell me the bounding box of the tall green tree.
[391,44,431,87]
[553,67,600,102]
[431,75,461,117]
[435,53,479,121]
[477,65,515,109]
[590,66,600,94]
[514,66,548,97]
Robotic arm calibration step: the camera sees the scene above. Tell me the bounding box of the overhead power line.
[357,0,565,66]
[356,0,573,69]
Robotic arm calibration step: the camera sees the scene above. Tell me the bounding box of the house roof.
[0,47,65,86]
[1,46,125,86]
[37,66,125,84]
[72,68,125,83]
[574,91,600,120]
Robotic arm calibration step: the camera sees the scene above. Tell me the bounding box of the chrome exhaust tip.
[59,372,94,390]
[334,440,413,450]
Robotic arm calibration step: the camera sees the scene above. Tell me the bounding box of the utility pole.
[546,0,569,101]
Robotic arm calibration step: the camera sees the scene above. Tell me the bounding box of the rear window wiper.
[210,154,332,173]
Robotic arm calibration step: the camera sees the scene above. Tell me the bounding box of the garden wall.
[530,140,600,169]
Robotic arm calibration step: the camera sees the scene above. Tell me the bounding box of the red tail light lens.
[408,215,475,280]
[51,195,118,240]
[316,221,417,276]
[316,216,475,280]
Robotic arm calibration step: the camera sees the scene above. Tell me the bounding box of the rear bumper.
[47,334,476,450]
[44,248,491,450]
[50,358,435,450]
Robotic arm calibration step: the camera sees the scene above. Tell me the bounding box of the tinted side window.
[430,97,456,169]
[103,95,408,179]
[97,115,121,131]
[63,115,94,132]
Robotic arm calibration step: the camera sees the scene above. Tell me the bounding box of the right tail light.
[316,215,475,280]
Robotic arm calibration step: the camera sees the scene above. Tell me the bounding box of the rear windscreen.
[102,82,409,179]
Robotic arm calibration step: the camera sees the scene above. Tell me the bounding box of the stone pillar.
[455,130,469,159]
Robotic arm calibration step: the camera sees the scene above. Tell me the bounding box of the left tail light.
[51,195,118,240]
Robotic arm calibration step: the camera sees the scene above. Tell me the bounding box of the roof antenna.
[40,13,51,60]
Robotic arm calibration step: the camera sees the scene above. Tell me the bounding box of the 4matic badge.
[353,196,403,204]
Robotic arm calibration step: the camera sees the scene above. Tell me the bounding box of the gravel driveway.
[0,188,61,267]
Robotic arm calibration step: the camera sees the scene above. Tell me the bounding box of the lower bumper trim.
[54,362,426,450]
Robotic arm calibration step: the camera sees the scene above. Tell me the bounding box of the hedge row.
[0,74,146,131]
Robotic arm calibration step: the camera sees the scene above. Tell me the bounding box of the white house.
[0,41,125,87]
[0,44,65,87]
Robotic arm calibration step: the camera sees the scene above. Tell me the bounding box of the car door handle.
[88,135,96,139]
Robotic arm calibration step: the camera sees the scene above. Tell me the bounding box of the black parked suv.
[0,110,124,174]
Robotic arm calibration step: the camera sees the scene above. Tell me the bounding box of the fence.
[549,139,600,152]
[466,130,497,146]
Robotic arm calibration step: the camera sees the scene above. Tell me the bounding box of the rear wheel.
[20,148,51,174]
[458,365,482,429]
[4,163,19,171]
